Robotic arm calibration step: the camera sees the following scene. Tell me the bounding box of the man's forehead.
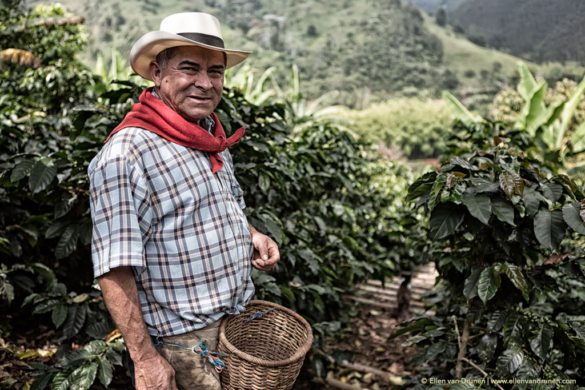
[170,46,225,65]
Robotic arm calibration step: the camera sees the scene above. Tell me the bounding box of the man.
[88,12,280,390]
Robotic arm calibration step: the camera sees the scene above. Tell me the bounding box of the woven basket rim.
[219,300,313,368]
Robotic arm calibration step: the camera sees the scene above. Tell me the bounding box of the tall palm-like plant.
[227,64,346,133]
[444,63,585,174]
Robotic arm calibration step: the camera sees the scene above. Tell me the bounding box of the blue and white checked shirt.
[88,127,254,336]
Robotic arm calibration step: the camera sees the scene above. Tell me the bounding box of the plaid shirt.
[88,127,254,336]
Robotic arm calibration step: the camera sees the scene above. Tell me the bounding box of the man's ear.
[149,62,162,86]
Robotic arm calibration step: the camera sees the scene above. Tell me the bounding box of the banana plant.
[94,49,148,90]
[225,64,279,106]
[444,63,585,172]
[227,64,345,133]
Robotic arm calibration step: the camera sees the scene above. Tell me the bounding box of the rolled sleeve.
[89,155,152,278]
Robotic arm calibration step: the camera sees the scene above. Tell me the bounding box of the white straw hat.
[130,12,251,80]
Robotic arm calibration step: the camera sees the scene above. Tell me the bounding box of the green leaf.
[280,286,296,303]
[541,183,563,202]
[499,171,524,199]
[497,346,524,374]
[500,263,529,301]
[312,292,325,313]
[45,220,68,239]
[54,194,77,219]
[30,372,53,390]
[55,225,80,259]
[31,263,57,288]
[262,216,283,245]
[68,362,98,390]
[523,187,545,216]
[562,202,585,234]
[313,216,327,234]
[448,156,476,171]
[1,281,15,303]
[530,324,553,360]
[84,340,108,356]
[298,248,320,275]
[424,341,448,362]
[32,299,59,315]
[463,268,481,299]
[51,304,68,328]
[50,372,69,390]
[428,172,447,210]
[558,75,585,149]
[478,266,501,303]
[544,99,566,127]
[523,82,548,136]
[442,91,483,124]
[471,178,499,194]
[63,304,87,339]
[10,159,35,182]
[85,319,114,339]
[534,209,566,249]
[98,359,114,387]
[517,62,538,101]
[28,157,57,194]
[407,171,437,202]
[492,197,516,226]
[487,311,508,332]
[258,173,270,193]
[571,121,585,153]
[429,204,465,240]
[462,193,492,225]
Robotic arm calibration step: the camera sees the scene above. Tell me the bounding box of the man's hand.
[249,226,280,271]
[98,267,177,389]
[134,352,177,390]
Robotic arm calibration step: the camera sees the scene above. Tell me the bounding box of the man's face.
[150,46,225,122]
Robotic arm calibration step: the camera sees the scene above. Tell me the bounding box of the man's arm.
[249,225,280,271]
[98,267,177,390]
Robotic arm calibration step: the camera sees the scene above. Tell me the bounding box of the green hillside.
[450,0,585,64]
[24,0,583,106]
[423,13,520,88]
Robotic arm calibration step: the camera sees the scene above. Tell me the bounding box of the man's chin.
[180,108,214,122]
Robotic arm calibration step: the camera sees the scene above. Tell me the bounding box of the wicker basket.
[218,300,313,390]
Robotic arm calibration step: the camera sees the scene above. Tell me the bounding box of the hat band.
[178,33,225,48]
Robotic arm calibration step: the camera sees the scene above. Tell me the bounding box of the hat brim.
[130,31,251,80]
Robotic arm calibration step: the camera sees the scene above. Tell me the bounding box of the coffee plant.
[394,118,585,387]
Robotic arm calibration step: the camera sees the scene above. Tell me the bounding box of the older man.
[88,12,280,390]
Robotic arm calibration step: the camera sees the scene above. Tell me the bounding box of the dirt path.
[321,264,438,390]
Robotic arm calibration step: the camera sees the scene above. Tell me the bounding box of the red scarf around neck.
[107,88,245,174]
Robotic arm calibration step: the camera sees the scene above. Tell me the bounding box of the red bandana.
[107,88,245,173]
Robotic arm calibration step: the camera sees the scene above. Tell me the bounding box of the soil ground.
[296,264,438,390]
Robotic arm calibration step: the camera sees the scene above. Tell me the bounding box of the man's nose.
[194,73,213,90]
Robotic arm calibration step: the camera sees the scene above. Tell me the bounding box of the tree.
[435,7,447,27]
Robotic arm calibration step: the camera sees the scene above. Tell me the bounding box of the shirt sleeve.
[89,155,152,278]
